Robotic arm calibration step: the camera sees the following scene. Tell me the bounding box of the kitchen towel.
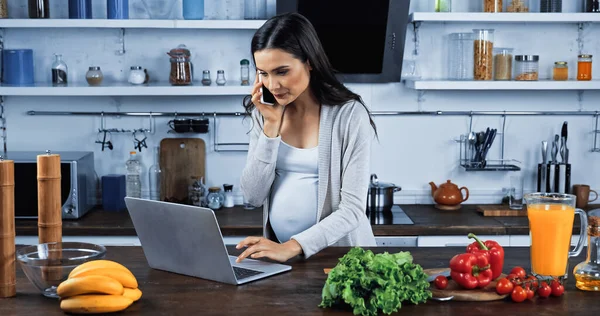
[2,49,34,85]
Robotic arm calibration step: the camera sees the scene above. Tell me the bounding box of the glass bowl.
[16,242,107,298]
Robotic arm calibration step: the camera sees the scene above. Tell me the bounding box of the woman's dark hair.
[242,12,377,135]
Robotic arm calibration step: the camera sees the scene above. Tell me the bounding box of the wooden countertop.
[1,246,596,315]
[15,204,599,237]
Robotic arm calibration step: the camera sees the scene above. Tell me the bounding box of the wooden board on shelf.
[477,205,527,217]
[159,138,205,203]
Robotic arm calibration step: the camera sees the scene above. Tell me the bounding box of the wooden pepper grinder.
[37,150,62,244]
[37,151,62,283]
[0,157,15,298]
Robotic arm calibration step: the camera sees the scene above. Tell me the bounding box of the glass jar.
[473,29,494,81]
[240,59,250,85]
[201,70,211,86]
[128,66,146,85]
[505,0,529,12]
[223,184,234,208]
[578,54,593,81]
[216,70,226,86]
[540,0,561,12]
[493,47,513,81]
[207,187,225,210]
[586,0,600,12]
[483,0,502,12]
[188,177,207,207]
[0,0,8,18]
[86,66,104,86]
[28,0,50,18]
[573,211,600,291]
[168,44,193,86]
[553,61,568,81]
[435,0,451,12]
[514,55,539,81]
[447,33,474,80]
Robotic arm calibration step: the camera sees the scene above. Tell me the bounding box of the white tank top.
[269,140,319,243]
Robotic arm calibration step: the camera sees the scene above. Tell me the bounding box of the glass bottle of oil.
[574,210,600,291]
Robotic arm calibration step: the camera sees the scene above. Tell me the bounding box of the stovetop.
[367,205,414,225]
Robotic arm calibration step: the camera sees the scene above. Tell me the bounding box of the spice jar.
[223,184,234,208]
[506,0,529,12]
[240,59,250,86]
[0,0,8,18]
[493,47,513,81]
[207,187,225,210]
[514,55,539,81]
[473,29,494,81]
[586,0,600,12]
[168,44,193,86]
[188,177,207,207]
[216,70,227,86]
[435,0,451,12]
[86,66,104,86]
[578,54,593,81]
[573,211,600,291]
[483,0,502,12]
[553,61,568,81]
[201,70,211,86]
[128,66,146,85]
[540,0,561,12]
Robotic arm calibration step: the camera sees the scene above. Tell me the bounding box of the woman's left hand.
[235,237,303,263]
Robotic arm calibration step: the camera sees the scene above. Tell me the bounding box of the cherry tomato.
[496,278,514,295]
[506,273,521,286]
[510,267,527,280]
[537,282,552,298]
[525,276,538,289]
[524,285,535,300]
[511,285,527,303]
[551,281,565,297]
[434,275,448,290]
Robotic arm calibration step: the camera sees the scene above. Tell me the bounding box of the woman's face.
[254,48,312,106]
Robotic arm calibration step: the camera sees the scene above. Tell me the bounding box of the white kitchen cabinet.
[417,235,510,247]
[509,235,585,247]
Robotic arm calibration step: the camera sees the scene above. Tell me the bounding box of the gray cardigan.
[240,101,377,258]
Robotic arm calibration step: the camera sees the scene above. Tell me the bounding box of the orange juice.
[528,204,575,276]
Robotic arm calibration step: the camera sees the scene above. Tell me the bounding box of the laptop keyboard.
[233,266,263,280]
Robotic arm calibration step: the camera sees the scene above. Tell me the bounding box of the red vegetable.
[449,253,493,289]
[466,233,505,280]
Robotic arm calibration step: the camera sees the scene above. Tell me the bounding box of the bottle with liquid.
[573,211,600,291]
[51,54,68,86]
[125,151,142,198]
[148,146,161,201]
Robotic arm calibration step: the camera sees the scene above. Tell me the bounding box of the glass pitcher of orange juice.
[525,193,588,278]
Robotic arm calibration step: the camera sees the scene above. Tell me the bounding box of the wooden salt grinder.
[0,158,15,298]
[37,151,62,244]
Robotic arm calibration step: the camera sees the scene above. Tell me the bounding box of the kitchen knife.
[552,135,559,164]
[562,121,569,163]
[542,141,547,163]
[426,269,451,283]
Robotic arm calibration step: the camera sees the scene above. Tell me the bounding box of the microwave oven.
[8,151,97,219]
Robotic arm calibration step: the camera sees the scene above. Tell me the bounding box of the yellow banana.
[60,295,133,314]
[57,275,124,298]
[71,267,138,289]
[69,260,131,279]
[122,287,142,302]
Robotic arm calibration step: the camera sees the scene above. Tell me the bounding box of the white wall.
[3,0,600,205]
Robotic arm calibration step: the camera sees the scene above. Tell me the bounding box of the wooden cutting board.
[160,138,206,203]
[477,205,527,217]
[425,268,509,301]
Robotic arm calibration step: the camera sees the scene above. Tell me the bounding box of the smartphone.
[259,76,276,105]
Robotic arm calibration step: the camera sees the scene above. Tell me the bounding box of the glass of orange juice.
[525,193,588,278]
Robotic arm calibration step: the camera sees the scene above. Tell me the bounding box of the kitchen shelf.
[0,82,251,96]
[409,12,600,23]
[404,80,600,90]
[0,19,266,29]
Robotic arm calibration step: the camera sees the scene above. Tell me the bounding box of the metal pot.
[367,174,401,211]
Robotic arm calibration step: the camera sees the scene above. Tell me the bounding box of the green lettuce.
[319,247,432,316]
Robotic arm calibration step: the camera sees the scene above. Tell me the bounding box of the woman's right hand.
[251,73,284,138]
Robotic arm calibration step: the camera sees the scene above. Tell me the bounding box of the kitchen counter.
[15,204,598,237]
[1,246,596,315]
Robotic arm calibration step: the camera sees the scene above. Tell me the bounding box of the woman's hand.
[251,73,285,138]
[235,236,303,263]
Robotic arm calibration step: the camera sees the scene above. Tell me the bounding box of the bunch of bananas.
[57,260,142,314]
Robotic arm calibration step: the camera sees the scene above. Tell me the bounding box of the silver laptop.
[124,197,291,285]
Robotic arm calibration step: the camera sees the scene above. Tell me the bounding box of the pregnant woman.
[237,12,377,262]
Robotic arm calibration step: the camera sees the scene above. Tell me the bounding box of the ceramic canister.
[2,49,34,85]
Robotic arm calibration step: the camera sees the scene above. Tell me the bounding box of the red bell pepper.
[449,252,493,289]
[466,233,505,280]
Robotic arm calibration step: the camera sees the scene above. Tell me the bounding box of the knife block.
[537,163,571,194]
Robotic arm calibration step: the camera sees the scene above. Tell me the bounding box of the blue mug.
[107,0,129,19]
[2,49,34,86]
